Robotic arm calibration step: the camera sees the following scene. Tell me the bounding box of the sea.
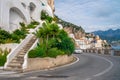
[112,46,120,50]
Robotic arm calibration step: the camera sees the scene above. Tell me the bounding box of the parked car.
[74,48,82,54]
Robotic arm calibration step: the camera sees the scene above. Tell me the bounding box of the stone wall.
[26,55,75,71]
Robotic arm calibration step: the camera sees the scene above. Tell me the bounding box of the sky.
[54,0,120,32]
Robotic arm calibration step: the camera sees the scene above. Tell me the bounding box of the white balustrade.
[4,34,33,69]
[22,39,38,70]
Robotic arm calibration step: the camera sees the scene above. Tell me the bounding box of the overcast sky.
[55,0,120,32]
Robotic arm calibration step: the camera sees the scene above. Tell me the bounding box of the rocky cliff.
[55,15,85,39]
[47,0,55,12]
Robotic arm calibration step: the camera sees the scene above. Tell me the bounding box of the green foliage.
[0,28,26,44]
[0,48,10,66]
[13,29,26,39]
[31,21,39,25]
[11,34,20,43]
[0,21,40,44]
[19,22,26,28]
[54,30,75,55]
[28,45,46,58]
[46,16,53,23]
[41,10,47,20]
[0,29,11,43]
[41,10,53,23]
[29,20,75,58]
[27,21,39,29]
[47,48,65,58]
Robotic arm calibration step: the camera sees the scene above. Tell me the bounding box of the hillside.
[54,15,85,39]
[55,15,85,33]
[92,29,120,43]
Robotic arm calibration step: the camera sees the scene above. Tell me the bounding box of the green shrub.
[41,10,53,23]
[54,30,75,55]
[0,54,6,66]
[0,29,11,39]
[31,21,39,25]
[0,29,11,43]
[28,44,46,58]
[11,34,20,43]
[12,29,27,39]
[41,10,47,20]
[28,49,39,58]
[27,24,35,29]
[46,16,53,23]
[0,48,9,66]
[0,23,28,44]
[27,21,39,29]
[19,22,26,28]
[28,20,75,58]
[47,48,65,58]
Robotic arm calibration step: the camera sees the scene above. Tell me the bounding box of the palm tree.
[50,23,60,38]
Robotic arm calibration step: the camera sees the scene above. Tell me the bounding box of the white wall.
[0,0,53,32]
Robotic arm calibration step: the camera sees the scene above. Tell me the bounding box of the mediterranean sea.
[112,46,120,50]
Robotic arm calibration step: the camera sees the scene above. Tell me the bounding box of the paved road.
[0,53,120,80]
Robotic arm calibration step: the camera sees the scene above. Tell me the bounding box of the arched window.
[21,3,26,8]
[9,7,26,31]
[29,3,36,12]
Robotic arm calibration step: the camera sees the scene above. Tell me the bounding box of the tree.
[29,18,75,58]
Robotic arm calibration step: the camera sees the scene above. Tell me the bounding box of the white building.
[0,0,54,71]
[0,0,53,32]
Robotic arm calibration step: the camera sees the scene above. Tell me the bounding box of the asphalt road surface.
[0,53,120,80]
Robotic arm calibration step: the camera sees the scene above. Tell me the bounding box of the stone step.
[8,63,22,68]
[6,36,37,72]
[6,67,23,73]
[17,54,24,58]
[11,59,23,63]
[19,50,27,54]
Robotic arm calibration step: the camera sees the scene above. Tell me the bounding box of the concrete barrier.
[114,50,120,56]
[26,55,75,71]
[83,49,120,56]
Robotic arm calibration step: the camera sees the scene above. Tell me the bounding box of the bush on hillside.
[0,48,10,66]
[28,19,75,58]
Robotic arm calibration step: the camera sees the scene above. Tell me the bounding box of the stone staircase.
[6,36,37,72]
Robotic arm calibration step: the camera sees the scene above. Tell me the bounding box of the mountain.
[92,29,120,43]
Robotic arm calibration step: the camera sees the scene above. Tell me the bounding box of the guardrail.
[82,49,120,56]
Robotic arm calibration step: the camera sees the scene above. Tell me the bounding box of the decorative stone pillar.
[95,49,98,54]
[101,49,104,54]
[110,49,114,56]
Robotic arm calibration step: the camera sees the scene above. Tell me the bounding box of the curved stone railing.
[22,39,38,70]
[4,34,34,69]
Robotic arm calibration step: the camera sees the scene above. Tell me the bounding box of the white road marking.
[85,78,92,80]
[93,55,114,77]
[51,56,80,69]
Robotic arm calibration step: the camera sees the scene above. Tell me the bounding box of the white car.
[74,49,82,54]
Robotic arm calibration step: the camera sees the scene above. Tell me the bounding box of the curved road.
[0,53,120,80]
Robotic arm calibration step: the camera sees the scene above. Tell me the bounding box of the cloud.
[55,0,120,32]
